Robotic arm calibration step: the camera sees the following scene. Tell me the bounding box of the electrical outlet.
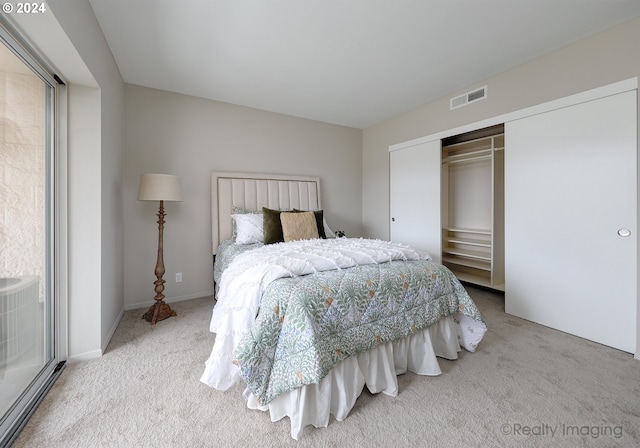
[176,272,182,283]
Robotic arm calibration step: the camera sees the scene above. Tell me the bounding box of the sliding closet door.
[390,140,441,262]
[505,90,637,353]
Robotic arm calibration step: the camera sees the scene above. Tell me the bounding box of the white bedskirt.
[244,313,482,439]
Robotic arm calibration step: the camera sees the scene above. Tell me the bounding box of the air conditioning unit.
[450,86,487,110]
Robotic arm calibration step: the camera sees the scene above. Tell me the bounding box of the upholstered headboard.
[211,172,322,254]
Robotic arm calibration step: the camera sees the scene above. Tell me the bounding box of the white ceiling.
[88,0,640,129]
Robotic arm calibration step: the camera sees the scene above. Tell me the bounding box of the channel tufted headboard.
[211,171,322,254]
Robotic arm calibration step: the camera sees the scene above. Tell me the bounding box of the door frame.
[0,18,67,446]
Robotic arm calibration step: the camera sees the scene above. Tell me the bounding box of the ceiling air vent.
[450,86,487,110]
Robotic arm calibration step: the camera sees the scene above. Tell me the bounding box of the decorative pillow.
[231,206,261,238]
[293,208,336,238]
[292,209,326,238]
[280,211,319,242]
[263,207,287,244]
[232,213,264,244]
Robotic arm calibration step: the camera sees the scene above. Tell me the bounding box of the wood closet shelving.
[441,129,505,291]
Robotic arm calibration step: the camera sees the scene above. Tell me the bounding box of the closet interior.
[441,124,505,291]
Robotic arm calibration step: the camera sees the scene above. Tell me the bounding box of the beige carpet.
[12,286,640,447]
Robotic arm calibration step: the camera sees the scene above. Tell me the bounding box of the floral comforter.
[200,238,486,403]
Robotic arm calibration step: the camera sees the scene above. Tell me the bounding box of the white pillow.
[322,217,336,238]
[232,213,263,244]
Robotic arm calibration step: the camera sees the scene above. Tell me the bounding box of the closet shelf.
[443,227,492,235]
[452,272,505,291]
[442,248,491,262]
[445,236,491,248]
[442,256,492,271]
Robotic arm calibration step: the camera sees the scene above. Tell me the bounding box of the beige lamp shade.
[137,174,183,201]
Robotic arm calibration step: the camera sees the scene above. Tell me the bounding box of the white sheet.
[200,238,431,390]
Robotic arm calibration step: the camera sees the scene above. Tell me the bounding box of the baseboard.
[67,348,103,364]
[66,312,122,364]
[102,307,125,353]
[124,290,215,311]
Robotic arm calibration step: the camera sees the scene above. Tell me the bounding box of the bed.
[200,171,487,439]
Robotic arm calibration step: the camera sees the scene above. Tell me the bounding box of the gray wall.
[123,85,362,309]
[49,0,126,359]
[361,16,640,359]
[362,16,640,240]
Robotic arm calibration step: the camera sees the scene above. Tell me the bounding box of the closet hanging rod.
[442,154,493,165]
[443,147,492,159]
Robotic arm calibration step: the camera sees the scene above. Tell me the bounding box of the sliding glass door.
[0,22,62,445]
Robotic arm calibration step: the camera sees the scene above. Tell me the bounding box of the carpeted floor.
[11,285,640,447]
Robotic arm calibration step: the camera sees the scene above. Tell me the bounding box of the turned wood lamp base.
[142,301,177,324]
